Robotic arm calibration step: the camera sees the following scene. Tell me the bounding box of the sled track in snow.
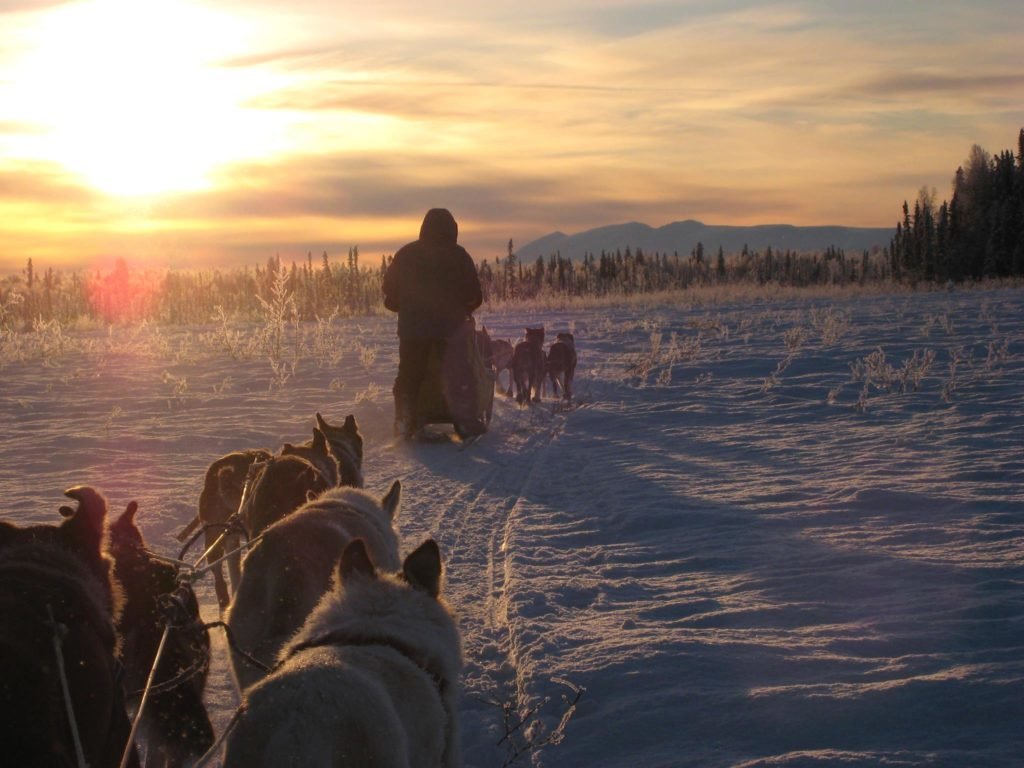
[366,403,568,766]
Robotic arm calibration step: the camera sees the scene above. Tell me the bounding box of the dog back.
[226,484,402,691]
[223,539,461,768]
[512,327,546,402]
[491,338,514,371]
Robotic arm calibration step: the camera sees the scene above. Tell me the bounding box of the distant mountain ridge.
[515,219,894,262]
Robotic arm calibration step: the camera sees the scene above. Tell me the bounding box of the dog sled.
[414,315,494,440]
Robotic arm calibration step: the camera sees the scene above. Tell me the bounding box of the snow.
[2,285,1022,767]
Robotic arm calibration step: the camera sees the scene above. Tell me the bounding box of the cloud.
[137,148,808,260]
[0,162,100,206]
[852,71,1024,102]
[216,43,344,70]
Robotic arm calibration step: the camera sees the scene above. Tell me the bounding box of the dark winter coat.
[383,208,483,339]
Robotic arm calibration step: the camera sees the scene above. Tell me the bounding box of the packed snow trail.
[356,396,571,767]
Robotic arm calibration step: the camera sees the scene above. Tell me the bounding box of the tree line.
[1,250,383,328]
[477,237,889,302]
[1,240,893,329]
[890,127,1024,282]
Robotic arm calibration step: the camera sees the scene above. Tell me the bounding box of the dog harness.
[284,630,448,696]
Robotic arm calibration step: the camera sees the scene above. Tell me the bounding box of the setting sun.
[8,0,285,198]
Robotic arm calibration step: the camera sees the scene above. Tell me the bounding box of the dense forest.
[889,128,1024,283]
[2,128,1022,328]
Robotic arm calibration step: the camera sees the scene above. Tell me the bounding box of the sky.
[1,0,1023,273]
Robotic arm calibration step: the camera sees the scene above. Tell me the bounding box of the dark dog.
[238,454,332,542]
[512,327,546,404]
[109,501,213,768]
[546,332,578,401]
[177,448,273,609]
[281,427,341,487]
[313,413,364,488]
[489,338,515,396]
[0,486,140,768]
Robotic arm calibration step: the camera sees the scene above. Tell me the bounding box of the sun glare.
[10,0,286,198]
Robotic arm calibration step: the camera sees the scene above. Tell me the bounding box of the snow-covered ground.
[2,285,1022,767]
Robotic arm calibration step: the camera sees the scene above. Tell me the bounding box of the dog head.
[240,455,332,536]
[1,486,121,623]
[555,332,575,347]
[525,327,545,346]
[282,428,341,487]
[316,412,364,465]
[338,537,443,600]
[2,487,109,572]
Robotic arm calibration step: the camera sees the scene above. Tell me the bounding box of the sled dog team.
[486,326,578,405]
[0,413,461,767]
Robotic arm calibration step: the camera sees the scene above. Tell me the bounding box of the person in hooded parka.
[383,208,483,438]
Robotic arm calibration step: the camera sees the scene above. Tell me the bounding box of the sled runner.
[414,316,494,439]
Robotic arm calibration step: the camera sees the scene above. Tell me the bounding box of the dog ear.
[111,501,144,547]
[402,539,442,598]
[381,480,401,521]
[312,428,329,454]
[316,412,331,432]
[338,539,375,582]
[61,486,108,559]
[112,500,139,528]
[124,500,138,522]
[343,414,359,434]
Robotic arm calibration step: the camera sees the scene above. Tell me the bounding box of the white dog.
[222,537,463,768]
[225,482,402,691]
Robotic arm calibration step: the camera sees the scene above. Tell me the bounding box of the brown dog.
[312,412,364,488]
[280,428,340,486]
[546,332,578,401]
[237,454,332,541]
[489,337,515,396]
[176,448,272,609]
[512,327,546,404]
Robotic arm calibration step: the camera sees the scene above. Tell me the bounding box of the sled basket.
[415,316,495,437]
